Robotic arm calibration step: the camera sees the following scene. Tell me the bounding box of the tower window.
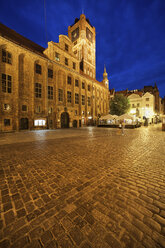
[75,79,79,87]
[22,105,27,111]
[65,58,68,66]
[65,44,69,51]
[67,76,71,85]
[88,97,91,106]
[55,52,60,61]
[82,82,85,89]
[4,119,10,126]
[73,62,76,70]
[58,89,63,102]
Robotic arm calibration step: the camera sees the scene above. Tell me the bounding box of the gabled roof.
[0,22,47,58]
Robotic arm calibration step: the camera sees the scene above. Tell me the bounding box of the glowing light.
[34,120,46,126]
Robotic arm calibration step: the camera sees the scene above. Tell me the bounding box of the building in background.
[110,84,163,123]
[0,14,109,132]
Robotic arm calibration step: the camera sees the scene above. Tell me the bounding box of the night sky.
[0,0,165,98]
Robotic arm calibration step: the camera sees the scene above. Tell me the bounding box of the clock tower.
[68,14,96,79]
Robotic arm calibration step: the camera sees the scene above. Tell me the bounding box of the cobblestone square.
[0,125,165,248]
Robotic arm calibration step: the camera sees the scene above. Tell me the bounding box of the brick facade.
[0,14,109,132]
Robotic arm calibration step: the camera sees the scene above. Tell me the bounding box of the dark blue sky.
[0,0,165,97]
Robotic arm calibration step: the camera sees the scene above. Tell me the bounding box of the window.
[146,104,149,107]
[74,41,77,46]
[48,86,53,99]
[88,85,90,91]
[4,104,10,111]
[73,62,76,70]
[137,103,140,107]
[35,83,42,98]
[74,50,77,54]
[146,98,149,101]
[2,49,12,64]
[75,93,79,104]
[75,110,78,115]
[55,52,60,61]
[67,76,71,85]
[65,58,68,66]
[88,97,91,106]
[22,105,27,111]
[65,44,69,51]
[82,95,85,105]
[82,82,85,89]
[48,107,53,114]
[35,106,41,113]
[75,79,79,87]
[58,89,63,102]
[36,64,42,74]
[67,91,72,103]
[2,74,12,93]
[4,119,10,126]
[34,119,46,126]
[132,104,135,108]
[48,69,53,78]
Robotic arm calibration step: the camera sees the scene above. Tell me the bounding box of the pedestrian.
[121,122,125,135]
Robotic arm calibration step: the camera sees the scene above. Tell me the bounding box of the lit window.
[35,106,41,113]
[48,107,53,114]
[4,104,10,111]
[34,120,46,126]
[2,49,12,64]
[55,52,60,61]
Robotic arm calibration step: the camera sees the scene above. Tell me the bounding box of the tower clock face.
[86,27,93,42]
[71,27,79,42]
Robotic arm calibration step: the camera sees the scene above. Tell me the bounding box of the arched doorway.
[61,112,69,128]
[20,118,28,130]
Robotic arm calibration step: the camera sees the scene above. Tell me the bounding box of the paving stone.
[40,230,53,245]
[143,216,161,232]
[69,226,85,245]
[104,233,121,248]
[17,208,26,218]
[4,210,15,225]
[11,235,29,248]
[0,239,10,248]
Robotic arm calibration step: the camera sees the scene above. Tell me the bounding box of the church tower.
[103,65,109,88]
[68,14,96,79]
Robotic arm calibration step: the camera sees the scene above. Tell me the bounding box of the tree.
[110,94,130,116]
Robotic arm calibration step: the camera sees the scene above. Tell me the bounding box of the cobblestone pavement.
[0,125,165,248]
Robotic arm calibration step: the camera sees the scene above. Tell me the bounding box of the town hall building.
[0,14,109,132]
